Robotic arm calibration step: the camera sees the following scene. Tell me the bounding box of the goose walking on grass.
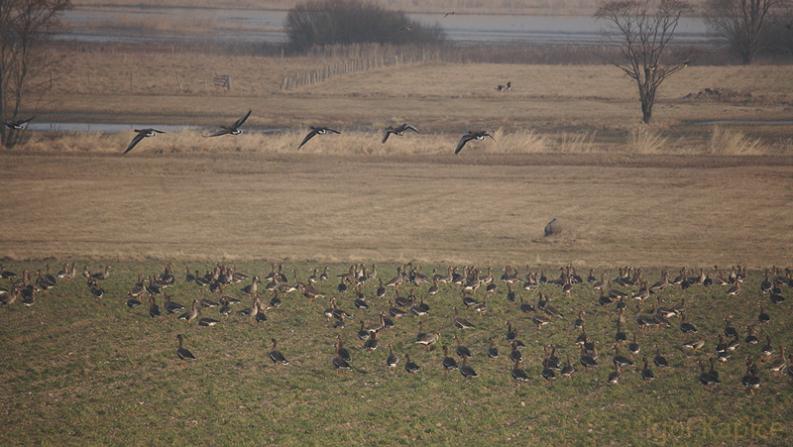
[459,357,478,378]
[382,123,419,143]
[404,354,420,374]
[298,126,341,149]
[512,359,529,382]
[207,110,252,137]
[442,345,458,371]
[269,339,289,365]
[386,345,399,368]
[176,334,196,361]
[123,128,165,155]
[454,130,494,154]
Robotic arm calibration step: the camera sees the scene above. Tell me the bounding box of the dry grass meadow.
[2,151,792,266]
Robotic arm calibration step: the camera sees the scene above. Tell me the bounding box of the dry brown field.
[2,150,792,266]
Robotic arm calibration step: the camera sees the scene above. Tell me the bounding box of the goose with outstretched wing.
[207,110,252,137]
[454,130,493,154]
[124,128,165,155]
[298,126,341,149]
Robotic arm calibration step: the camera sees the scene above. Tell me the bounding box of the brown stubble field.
[28,48,793,152]
[2,151,792,266]
[6,47,793,266]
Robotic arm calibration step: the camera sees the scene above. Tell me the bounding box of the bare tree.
[0,0,69,149]
[596,0,691,124]
[705,0,788,64]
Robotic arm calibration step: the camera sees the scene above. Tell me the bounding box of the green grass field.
[1,261,791,446]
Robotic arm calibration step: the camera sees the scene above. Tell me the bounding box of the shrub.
[285,0,445,52]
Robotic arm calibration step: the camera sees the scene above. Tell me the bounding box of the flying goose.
[454,130,494,155]
[207,110,252,137]
[4,116,34,130]
[298,126,341,149]
[124,128,165,155]
[382,123,419,143]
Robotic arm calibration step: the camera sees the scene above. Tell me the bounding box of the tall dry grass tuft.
[708,126,765,155]
[16,127,778,156]
[488,128,548,153]
[628,126,668,154]
[555,131,598,153]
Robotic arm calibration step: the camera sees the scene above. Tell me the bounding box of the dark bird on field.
[443,11,455,17]
[454,130,493,154]
[124,128,165,154]
[382,123,419,143]
[269,339,289,365]
[4,116,34,130]
[298,126,341,149]
[207,110,252,137]
[176,334,196,361]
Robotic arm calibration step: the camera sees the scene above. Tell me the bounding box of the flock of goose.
[4,110,494,156]
[121,111,494,155]
[3,261,791,391]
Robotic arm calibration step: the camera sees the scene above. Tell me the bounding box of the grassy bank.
[0,260,791,445]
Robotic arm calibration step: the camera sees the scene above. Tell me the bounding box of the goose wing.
[123,131,147,155]
[16,116,35,126]
[382,129,393,143]
[232,110,252,130]
[206,127,231,138]
[298,128,320,149]
[325,127,341,134]
[402,123,419,133]
[454,133,474,155]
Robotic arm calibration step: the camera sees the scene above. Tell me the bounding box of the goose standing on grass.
[269,339,289,365]
[207,110,252,137]
[699,359,720,386]
[741,357,761,392]
[298,126,341,149]
[512,359,529,382]
[653,344,668,368]
[178,299,199,322]
[404,354,420,374]
[641,356,655,381]
[148,294,161,317]
[382,123,419,143]
[442,345,459,371]
[454,130,494,154]
[176,334,196,361]
[460,357,478,378]
[123,128,165,155]
[386,345,399,368]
